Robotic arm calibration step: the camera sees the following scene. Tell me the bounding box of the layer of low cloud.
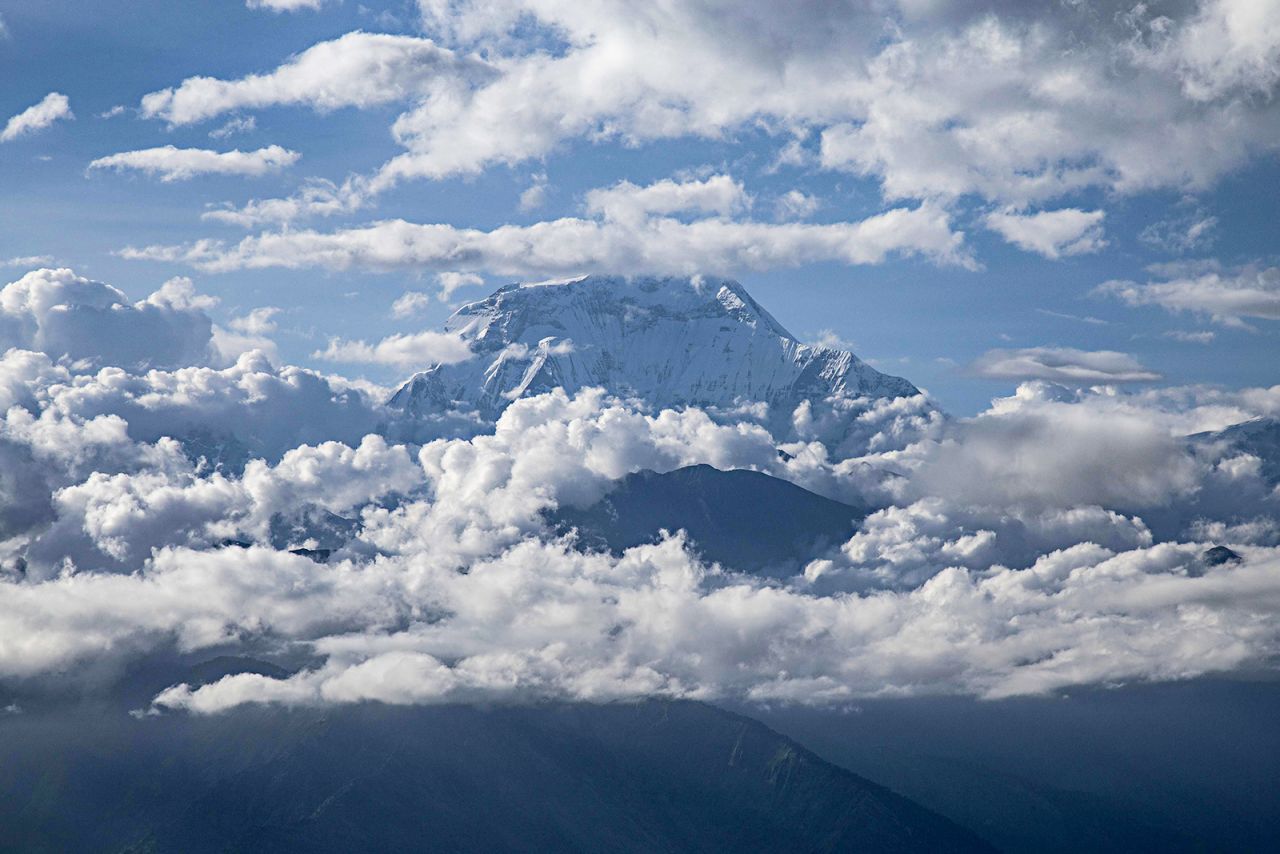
[1,92,72,142]
[971,347,1162,384]
[0,353,1272,710]
[0,270,1276,715]
[0,339,1272,712]
[89,145,300,182]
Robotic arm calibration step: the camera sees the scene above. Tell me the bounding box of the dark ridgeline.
[0,693,990,853]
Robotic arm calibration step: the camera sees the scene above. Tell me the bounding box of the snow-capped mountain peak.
[389,274,918,419]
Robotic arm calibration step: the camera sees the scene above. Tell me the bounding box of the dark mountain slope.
[0,698,989,853]
[548,464,864,575]
[1190,416,1280,484]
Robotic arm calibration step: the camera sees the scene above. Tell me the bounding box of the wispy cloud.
[972,346,1161,384]
[1099,266,1280,326]
[89,145,299,182]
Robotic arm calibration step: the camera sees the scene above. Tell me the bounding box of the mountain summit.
[389,274,918,419]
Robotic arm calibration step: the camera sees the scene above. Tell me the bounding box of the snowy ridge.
[389,274,918,419]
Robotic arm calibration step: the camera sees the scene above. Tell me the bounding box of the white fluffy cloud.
[315,330,473,368]
[971,347,1161,384]
[1,92,72,142]
[985,208,1106,259]
[373,0,1280,205]
[140,31,491,126]
[0,340,1274,710]
[391,291,432,318]
[436,271,484,301]
[89,145,300,182]
[0,269,217,369]
[1138,0,1280,102]
[1100,266,1280,325]
[584,175,749,224]
[120,177,970,275]
[124,1,1280,214]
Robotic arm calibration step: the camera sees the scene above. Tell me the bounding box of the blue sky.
[2,0,1278,413]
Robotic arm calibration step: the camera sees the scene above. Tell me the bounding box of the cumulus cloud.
[436,271,484,300]
[88,145,300,182]
[120,183,971,276]
[390,275,483,318]
[391,291,431,318]
[913,400,1196,510]
[145,537,1280,711]
[584,175,749,224]
[228,306,280,336]
[0,269,218,370]
[139,31,491,126]
[1099,266,1280,325]
[379,0,1280,205]
[518,172,548,212]
[0,333,1274,711]
[971,347,1162,384]
[315,330,473,367]
[1,92,72,142]
[1136,0,1280,102]
[119,0,1280,214]
[985,208,1106,259]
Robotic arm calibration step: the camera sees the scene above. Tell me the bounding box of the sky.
[2,0,1278,414]
[0,1,1278,716]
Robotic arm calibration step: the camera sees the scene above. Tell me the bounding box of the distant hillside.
[0,697,989,853]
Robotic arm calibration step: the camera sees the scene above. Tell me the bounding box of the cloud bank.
[0,270,1276,715]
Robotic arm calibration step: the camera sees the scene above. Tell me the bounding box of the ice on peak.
[390,273,918,421]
